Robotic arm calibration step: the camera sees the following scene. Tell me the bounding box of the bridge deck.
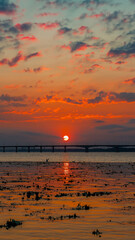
[0,145,135,152]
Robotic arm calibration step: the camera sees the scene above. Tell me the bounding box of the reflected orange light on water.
[63,162,69,175]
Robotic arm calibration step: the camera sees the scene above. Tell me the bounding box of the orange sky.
[0,0,135,144]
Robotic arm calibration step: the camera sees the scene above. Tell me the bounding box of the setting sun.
[63,135,69,142]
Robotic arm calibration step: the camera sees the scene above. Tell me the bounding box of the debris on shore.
[0,219,22,230]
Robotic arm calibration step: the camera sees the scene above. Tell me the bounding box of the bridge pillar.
[28,146,30,152]
[64,146,67,152]
[114,146,119,152]
[16,146,18,152]
[52,146,54,152]
[3,146,5,152]
[85,147,89,152]
[40,146,42,152]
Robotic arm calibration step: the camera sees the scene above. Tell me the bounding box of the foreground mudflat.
[0,161,135,240]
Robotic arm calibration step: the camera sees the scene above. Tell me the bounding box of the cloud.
[24,52,41,61]
[35,95,83,105]
[0,129,61,145]
[0,0,17,15]
[77,13,104,20]
[95,120,105,123]
[58,27,72,35]
[60,41,90,52]
[36,22,60,30]
[43,0,74,8]
[63,97,82,105]
[0,51,41,67]
[96,124,135,132]
[130,0,135,3]
[70,41,89,52]
[0,52,23,67]
[0,20,33,36]
[86,91,135,104]
[81,0,107,7]
[8,22,33,35]
[123,77,135,85]
[108,92,135,103]
[4,84,21,89]
[108,41,135,58]
[19,35,37,41]
[104,11,121,22]
[84,64,104,73]
[35,91,135,106]
[15,23,33,32]
[37,12,59,17]
[128,119,135,124]
[90,13,104,18]
[73,26,91,35]
[82,88,97,95]
[0,94,26,102]
[23,66,49,73]
[115,61,126,65]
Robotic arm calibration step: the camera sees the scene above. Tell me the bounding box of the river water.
[0,151,135,162]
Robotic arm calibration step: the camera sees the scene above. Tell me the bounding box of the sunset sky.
[0,0,135,145]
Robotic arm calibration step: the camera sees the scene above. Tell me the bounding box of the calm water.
[0,153,135,240]
[0,151,135,162]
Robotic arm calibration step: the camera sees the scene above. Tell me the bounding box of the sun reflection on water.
[63,162,69,175]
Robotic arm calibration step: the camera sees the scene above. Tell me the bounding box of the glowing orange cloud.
[37,22,60,30]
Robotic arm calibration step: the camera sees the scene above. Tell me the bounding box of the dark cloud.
[58,27,72,35]
[25,52,41,61]
[10,103,28,107]
[123,77,135,85]
[0,52,41,67]
[115,61,126,65]
[44,0,74,8]
[108,41,135,57]
[0,20,33,35]
[0,52,23,67]
[87,91,135,104]
[82,88,97,95]
[0,0,17,15]
[69,41,88,52]
[96,124,135,132]
[0,19,12,29]
[0,20,33,50]
[36,91,135,106]
[81,0,107,7]
[16,23,33,32]
[0,94,26,102]
[128,119,135,124]
[9,23,33,34]
[0,130,61,145]
[78,13,88,20]
[104,11,121,22]
[87,96,104,104]
[127,29,135,36]
[84,64,103,74]
[64,97,82,105]
[103,11,135,34]
[24,67,45,73]
[130,0,135,3]
[108,92,135,103]
[95,120,105,123]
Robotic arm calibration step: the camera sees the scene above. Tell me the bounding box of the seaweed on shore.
[47,213,80,221]
[76,191,112,197]
[72,203,91,210]
[0,219,22,230]
[92,229,102,237]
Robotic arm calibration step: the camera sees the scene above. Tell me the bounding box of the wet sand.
[0,161,135,240]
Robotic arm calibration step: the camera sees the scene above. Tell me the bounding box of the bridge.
[0,145,135,152]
